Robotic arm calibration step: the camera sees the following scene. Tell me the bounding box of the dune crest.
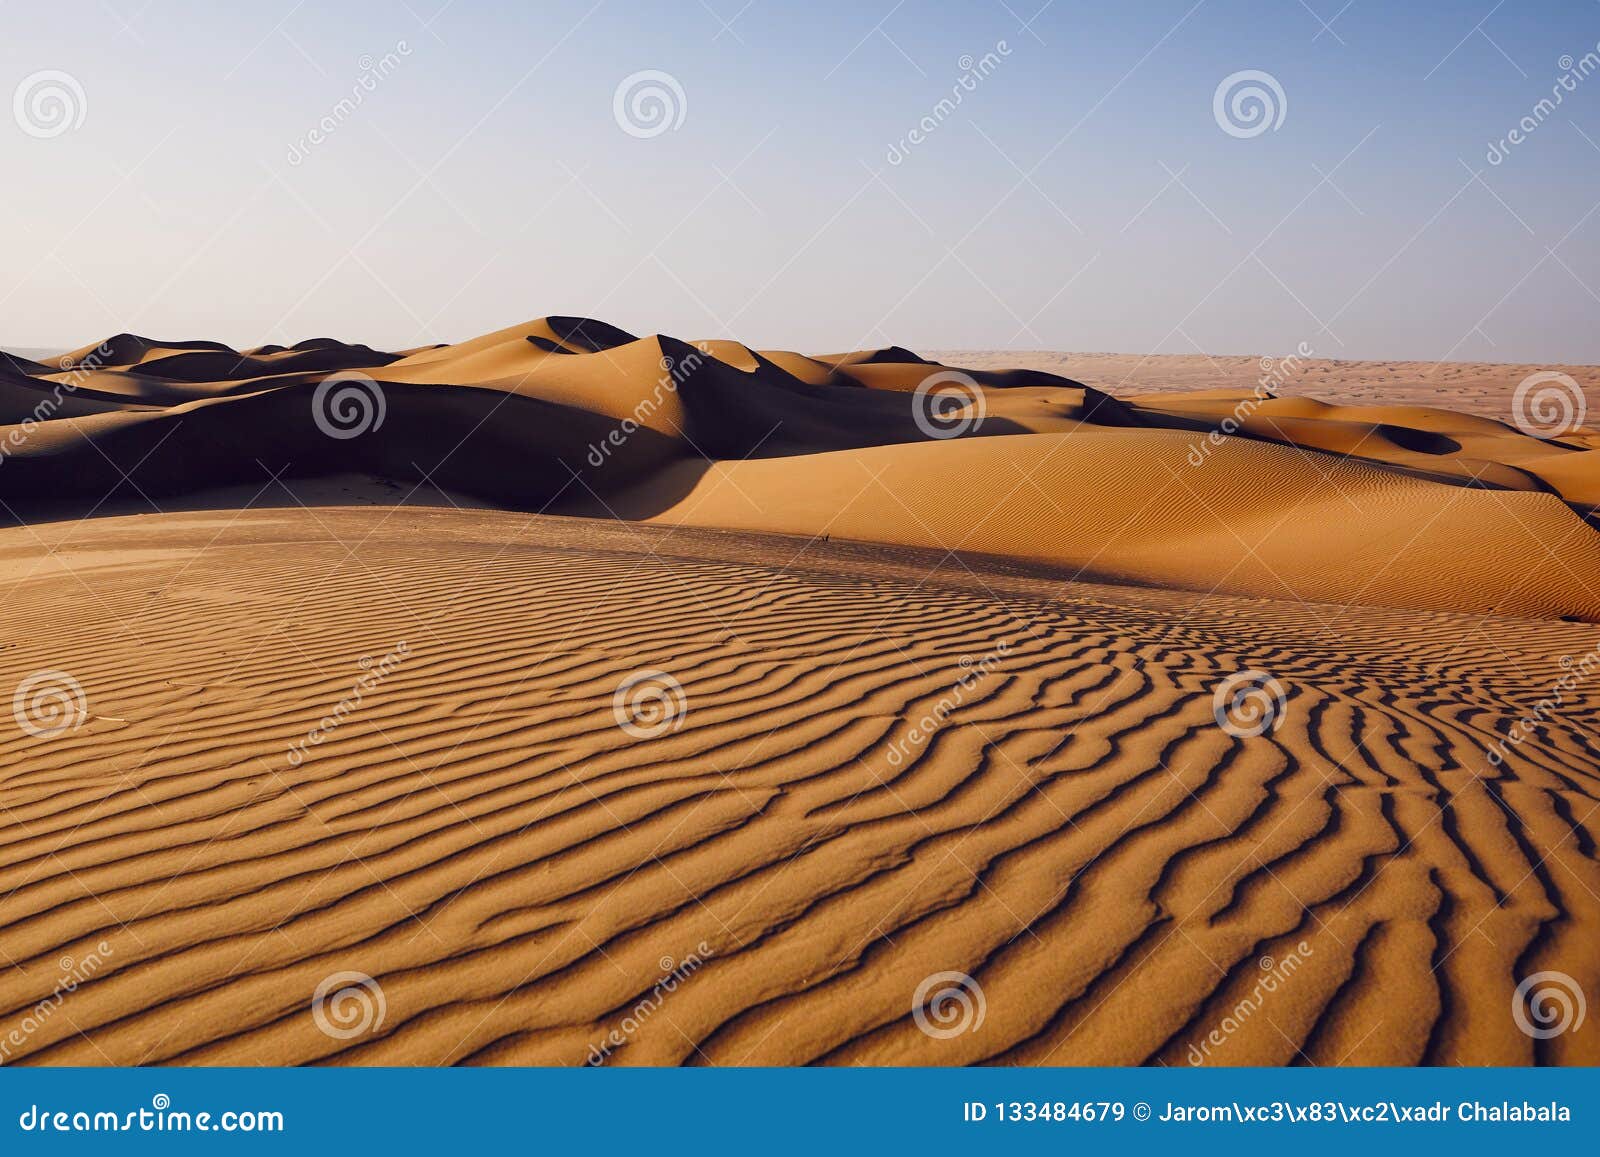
[2,316,1595,620]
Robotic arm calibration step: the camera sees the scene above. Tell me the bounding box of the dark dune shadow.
[0,382,707,528]
[1376,423,1461,455]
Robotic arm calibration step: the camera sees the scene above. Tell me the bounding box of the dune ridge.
[2,316,1597,621]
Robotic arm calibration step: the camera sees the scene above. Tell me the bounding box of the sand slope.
[617,432,1600,622]
[0,509,1594,1066]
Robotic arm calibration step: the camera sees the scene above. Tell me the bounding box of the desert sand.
[932,350,1600,426]
[0,318,1595,1065]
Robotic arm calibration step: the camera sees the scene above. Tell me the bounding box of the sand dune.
[611,431,1600,622]
[939,350,1600,426]
[0,318,1596,1066]
[1,317,1596,620]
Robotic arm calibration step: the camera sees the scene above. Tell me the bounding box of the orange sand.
[0,320,1595,1065]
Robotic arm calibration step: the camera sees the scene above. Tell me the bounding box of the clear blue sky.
[3,0,1598,362]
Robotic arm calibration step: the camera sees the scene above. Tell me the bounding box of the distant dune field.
[0,319,1595,1065]
[931,350,1600,426]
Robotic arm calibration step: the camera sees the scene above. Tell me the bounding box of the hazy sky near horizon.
[3,0,1599,362]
